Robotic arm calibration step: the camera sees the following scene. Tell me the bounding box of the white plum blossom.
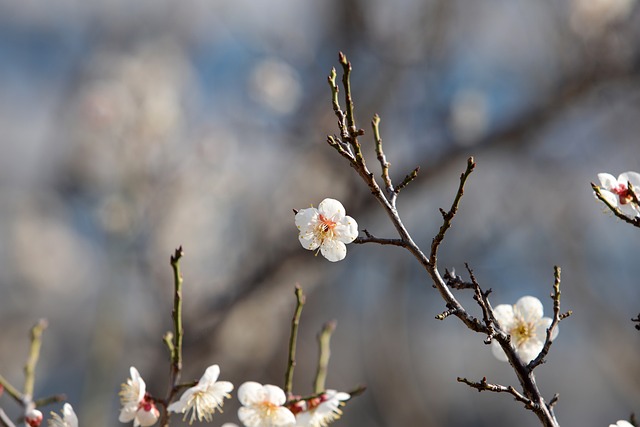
[491,296,558,364]
[237,382,296,427]
[610,421,634,427]
[167,364,234,424]
[295,390,350,427]
[48,403,78,427]
[295,198,358,262]
[119,367,159,427]
[597,172,640,217]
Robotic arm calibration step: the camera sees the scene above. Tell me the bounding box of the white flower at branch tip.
[119,366,160,427]
[167,364,234,424]
[597,172,640,217]
[610,421,634,427]
[237,382,296,427]
[295,198,358,262]
[48,403,78,427]
[491,296,558,364]
[295,390,350,427]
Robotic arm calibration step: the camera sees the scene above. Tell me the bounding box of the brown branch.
[458,377,532,408]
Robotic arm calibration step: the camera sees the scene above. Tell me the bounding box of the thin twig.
[529,267,570,370]
[372,115,393,195]
[24,319,48,398]
[457,377,532,408]
[0,409,16,427]
[430,157,476,265]
[284,285,305,398]
[0,374,23,405]
[313,320,336,394]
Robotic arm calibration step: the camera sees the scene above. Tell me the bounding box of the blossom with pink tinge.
[597,172,640,217]
[295,390,350,427]
[118,367,159,427]
[492,296,558,364]
[295,198,358,262]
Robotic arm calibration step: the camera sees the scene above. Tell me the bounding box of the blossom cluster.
[117,370,349,427]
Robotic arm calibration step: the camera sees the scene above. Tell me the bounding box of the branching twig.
[325,53,562,427]
[457,377,532,408]
[430,157,475,265]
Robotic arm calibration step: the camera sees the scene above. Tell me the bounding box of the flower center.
[511,319,534,347]
[316,214,337,239]
[612,183,634,205]
[259,400,280,418]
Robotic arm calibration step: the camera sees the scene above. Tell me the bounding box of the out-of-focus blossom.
[609,421,634,427]
[119,367,159,427]
[249,58,302,115]
[295,198,358,262]
[48,403,78,427]
[237,382,296,427]
[570,0,636,38]
[168,364,233,424]
[26,408,43,427]
[597,172,640,217]
[491,296,558,364]
[294,390,350,427]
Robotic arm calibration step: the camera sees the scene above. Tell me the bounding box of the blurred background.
[1,0,640,426]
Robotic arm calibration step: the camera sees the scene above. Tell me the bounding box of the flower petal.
[514,296,543,323]
[119,407,137,423]
[492,304,515,331]
[261,384,287,406]
[295,208,318,231]
[200,364,221,386]
[62,404,78,427]
[320,239,347,262]
[619,172,640,189]
[599,189,620,207]
[298,231,321,251]
[334,216,358,243]
[269,407,296,426]
[318,199,346,221]
[534,317,558,341]
[619,203,639,218]
[238,382,263,406]
[598,173,618,189]
[517,339,543,363]
[491,341,509,362]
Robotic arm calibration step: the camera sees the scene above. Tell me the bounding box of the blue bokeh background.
[1,1,640,426]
